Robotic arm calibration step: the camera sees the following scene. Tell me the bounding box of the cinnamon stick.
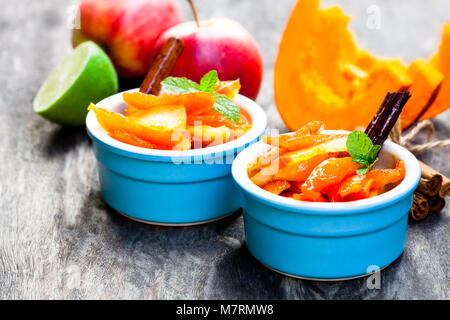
[416,177,442,197]
[366,90,411,147]
[409,192,430,221]
[139,37,184,95]
[365,92,396,139]
[419,160,450,198]
[428,195,446,213]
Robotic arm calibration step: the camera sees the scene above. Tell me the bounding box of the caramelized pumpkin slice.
[255,143,329,184]
[366,160,406,191]
[293,193,327,202]
[187,125,232,148]
[89,104,184,149]
[214,80,241,99]
[263,180,291,195]
[401,59,443,130]
[421,23,450,121]
[264,134,346,151]
[338,174,374,200]
[275,153,329,182]
[109,130,160,149]
[262,121,324,146]
[301,157,360,201]
[129,104,187,130]
[247,146,285,178]
[188,109,251,130]
[122,91,216,113]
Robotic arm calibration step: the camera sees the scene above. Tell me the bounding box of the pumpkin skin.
[274,0,413,131]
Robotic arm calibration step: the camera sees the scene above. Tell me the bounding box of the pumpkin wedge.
[420,23,450,121]
[274,0,412,131]
[400,60,443,130]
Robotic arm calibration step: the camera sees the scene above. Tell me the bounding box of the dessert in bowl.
[232,122,421,280]
[86,77,267,226]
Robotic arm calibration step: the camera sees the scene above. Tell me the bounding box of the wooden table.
[0,0,448,299]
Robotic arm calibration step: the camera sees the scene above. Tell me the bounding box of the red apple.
[155,18,264,100]
[73,0,183,78]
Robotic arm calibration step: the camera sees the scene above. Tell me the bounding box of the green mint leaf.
[356,167,369,175]
[213,94,240,122]
[367,145,381,165]
[161,72,240,122]
[346,131,373,166]
[346,130,381,174]
[199,70,218,93]
[161,77,200,93]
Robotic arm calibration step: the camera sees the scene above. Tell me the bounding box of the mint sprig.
[346,131,381,175]
[199,70,219,93]
[161,70,241,122]
[160,77,199,93]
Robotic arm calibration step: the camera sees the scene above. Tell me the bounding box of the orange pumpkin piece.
[188,109,251,130]
[301,157,360,201]
[109,130,160,149]
[420,23,450,121]
[275,153,329,182]
[291,120,325,137]
[366,160,406,191]
[263,121,324,146]
[263,180,291,195]
[292,192,327,202]
[400,59,443,129]
[289,181,303,193]
[338,174,374,200]
[129,104,187,131]
[214,80,241,99]
[187,125,232,148]
[274,0,411,131]
[122,91,216,113]
[88,104,185,149]
[247,146,284,177]
[344,60,411,129]
[266,134,346,151]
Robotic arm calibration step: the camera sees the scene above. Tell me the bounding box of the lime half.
[33,41,118,126]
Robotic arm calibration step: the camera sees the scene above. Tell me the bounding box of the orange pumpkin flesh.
[248,121,407,203]
[90,79,251,150]
[274,0,412,131]
[400,60,443,129]
[420,23,450,121]
[122,91,216,114]
[263,180,291,195]
[214,80,241,100]
[88,104,183,149]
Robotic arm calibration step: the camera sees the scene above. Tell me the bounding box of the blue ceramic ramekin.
[232,133,421,280]
[86,90,267,226]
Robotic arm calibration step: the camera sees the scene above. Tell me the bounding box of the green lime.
[33,41,118,126]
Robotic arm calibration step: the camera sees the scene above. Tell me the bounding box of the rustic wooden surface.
[0,0,448,299]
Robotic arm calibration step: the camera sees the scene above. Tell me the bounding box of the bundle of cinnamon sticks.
[410,161,449,221]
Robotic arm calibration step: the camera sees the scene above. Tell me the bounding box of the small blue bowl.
[86,90,267,226]
[232,133,421,280]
